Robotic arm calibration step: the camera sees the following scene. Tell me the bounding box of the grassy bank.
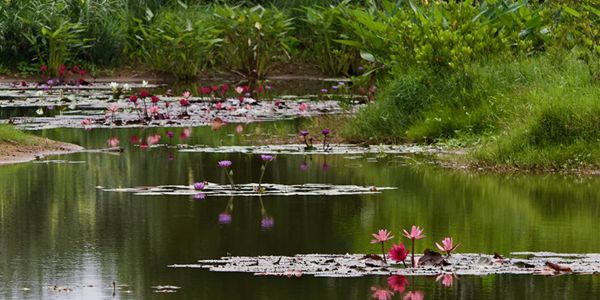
[343,55,600,170]
[0,125,36,144]
[0,125,82,165]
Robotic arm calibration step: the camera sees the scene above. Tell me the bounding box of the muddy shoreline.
[0,138,83,166]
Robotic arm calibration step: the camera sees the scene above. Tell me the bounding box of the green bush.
[127,5,221,78]
[301,2,361,76]
[212,4,295,79]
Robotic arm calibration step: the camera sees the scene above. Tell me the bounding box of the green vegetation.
[338,0,599,170]
[0,125,36,145]
[0,0,598,169]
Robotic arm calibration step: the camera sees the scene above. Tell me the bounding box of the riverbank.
[0,125,83,165]
[342,55,600,173]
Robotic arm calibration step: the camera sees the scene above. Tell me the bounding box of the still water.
[1,121,599,299]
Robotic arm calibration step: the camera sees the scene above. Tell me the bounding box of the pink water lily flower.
[436,237,459,256]
[371,229,393,264]
[403,225,425,268]
[371,229,394,244]
[403,225,425,240]
[235,124,244,134]
[148,106,159,116]
[107,103,119,113]
[235,86,244,94]
[298,103,308,112]
[107,137,119,148]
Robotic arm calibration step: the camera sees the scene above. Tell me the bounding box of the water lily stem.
[411,239,415,268]
[380,242,387,265]
[226,170,235,190]
[257,163,268,192]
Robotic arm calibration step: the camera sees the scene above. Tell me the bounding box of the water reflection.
[371,276,425,300]
[1,122,600,299]
[436,273,456,288]
[219,196,235,225]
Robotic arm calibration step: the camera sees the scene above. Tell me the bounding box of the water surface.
[1,122,599,299]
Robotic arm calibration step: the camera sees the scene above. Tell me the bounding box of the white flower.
[35,90,44,97]
[122,83,131,92]
[110,82,119,91]
[36,108,44,115]
[142,80,148,88]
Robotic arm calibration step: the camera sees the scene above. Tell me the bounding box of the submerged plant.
[436,237,459,257]
[371,229,393,264]
[257,154,275,193]
[403,225,425,267]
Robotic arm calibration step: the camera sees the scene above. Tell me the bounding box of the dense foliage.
[0,0,598,168]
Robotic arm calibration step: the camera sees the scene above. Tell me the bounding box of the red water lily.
[388,243,409,267]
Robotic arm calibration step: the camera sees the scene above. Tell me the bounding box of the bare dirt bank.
[0,137,83,165]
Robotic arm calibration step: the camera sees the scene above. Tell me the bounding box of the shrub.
[212,5,295,79]
[301,2,362,76]
[127,5,221,79]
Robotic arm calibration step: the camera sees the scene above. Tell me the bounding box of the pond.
[1,120,600,299]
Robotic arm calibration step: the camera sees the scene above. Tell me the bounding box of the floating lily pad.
[168,252,600,278]
[98,182,395,197]
[6,99,360,130]
[178,144,449,155]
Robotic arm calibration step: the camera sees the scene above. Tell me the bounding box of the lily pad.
[98,182,395,197]
[168,252,600,278]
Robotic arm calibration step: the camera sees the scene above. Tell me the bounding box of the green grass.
[0,125,36,145]
[343,54,600,169]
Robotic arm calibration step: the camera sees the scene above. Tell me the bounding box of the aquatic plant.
[321,128,330,150]
[257,154,275,193]
[436,237,459,257]
[212,5,294,81]
[127,6,221,79]
[403,225,425,267]
[370,229,393,264]
[193,182,205,191]
[218,160,235,189]
[179,91,191,116]
[107,137,119,148]
[106,103,119,124]
[147,105,159,118]
[299,130,314,150]
[388,243,408,267]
